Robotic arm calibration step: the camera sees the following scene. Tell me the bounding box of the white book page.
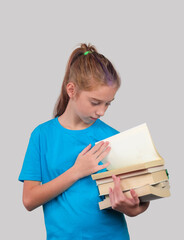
[97,123,162,170]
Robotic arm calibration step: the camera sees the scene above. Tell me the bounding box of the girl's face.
[72,84,118,124]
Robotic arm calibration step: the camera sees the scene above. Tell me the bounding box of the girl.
[19,43,149,240]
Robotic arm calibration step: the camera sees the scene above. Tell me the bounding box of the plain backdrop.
[0,0,183,239]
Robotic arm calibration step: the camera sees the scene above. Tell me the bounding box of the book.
[99,181,170,210]
[98,170,169,196]
[91,123,171,210]
[95,123,163,171]
[96,166,164,186]
[91,159,164,180]
[95,165,165,186]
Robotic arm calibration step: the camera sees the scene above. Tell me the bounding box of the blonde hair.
[53,43,121,118]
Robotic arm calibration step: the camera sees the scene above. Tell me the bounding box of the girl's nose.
[96,105,107,117]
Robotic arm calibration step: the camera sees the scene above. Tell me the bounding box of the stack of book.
[91,123,170,210]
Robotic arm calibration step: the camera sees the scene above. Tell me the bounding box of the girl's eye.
[91,102,111,106]
[91,102,100,106]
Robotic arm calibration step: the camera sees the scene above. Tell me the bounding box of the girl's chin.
[82,117,96,124]
[90,117,97,121]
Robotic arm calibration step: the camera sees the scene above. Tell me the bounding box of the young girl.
[19,43,149,240]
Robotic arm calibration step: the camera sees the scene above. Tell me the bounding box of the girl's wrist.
[70,165,82,181]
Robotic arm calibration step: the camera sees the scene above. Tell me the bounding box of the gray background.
[0,0,183,239]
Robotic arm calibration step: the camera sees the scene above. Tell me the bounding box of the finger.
[89,141,104,154]
[96,146,111,162]
[138,202,150,215]
[112,175,124,198]
[112,175,121,189]
[109,179,125,209]
[141,202,150,211]
[80,144,91,156]
[94,141,110,158]
[130,189,140,205]
[109,187,115,207]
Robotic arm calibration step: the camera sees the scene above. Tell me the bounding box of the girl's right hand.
[73,141,111,179]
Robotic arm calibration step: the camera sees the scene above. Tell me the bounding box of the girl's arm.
[23,166,79,211]
[23,141,110,211]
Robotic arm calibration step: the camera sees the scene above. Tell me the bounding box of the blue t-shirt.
[19,117,130,240]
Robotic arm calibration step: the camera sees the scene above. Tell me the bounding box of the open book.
[96,123,163,171]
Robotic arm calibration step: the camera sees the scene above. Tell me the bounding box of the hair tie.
[84,51,92,55]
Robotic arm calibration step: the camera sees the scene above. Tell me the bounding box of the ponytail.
[53,43,121,118]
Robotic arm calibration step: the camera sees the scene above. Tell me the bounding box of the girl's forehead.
[82,85,118,100]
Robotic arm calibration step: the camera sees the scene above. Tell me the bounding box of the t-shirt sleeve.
[18,126,42,182]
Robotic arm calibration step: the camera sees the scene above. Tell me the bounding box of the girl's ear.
[66,82,77,98]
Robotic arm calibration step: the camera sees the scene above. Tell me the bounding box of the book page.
[97,123,162,170]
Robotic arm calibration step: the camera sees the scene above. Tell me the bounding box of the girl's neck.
[58,103,93,130]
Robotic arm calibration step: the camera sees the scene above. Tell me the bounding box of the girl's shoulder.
[30,118,57,136]
[96,119,120,137]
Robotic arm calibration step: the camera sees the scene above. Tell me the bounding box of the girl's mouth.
[90,117,98,121]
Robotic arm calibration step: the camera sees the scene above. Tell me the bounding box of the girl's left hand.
[109,175,150,217]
